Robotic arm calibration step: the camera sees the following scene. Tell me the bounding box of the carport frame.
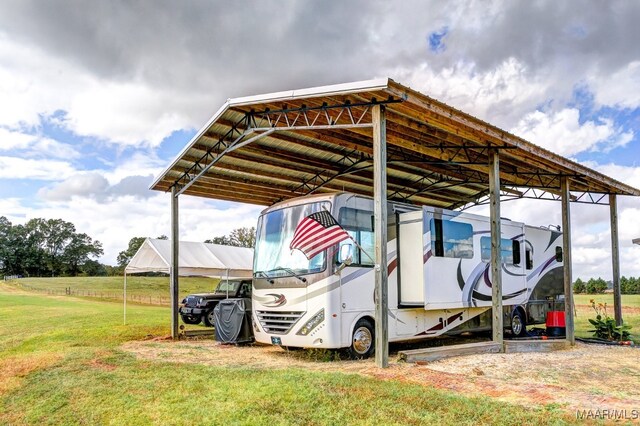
[153,78,640,368]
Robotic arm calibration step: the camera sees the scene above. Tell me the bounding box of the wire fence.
[8,281,172,306]
[3,275,22,281]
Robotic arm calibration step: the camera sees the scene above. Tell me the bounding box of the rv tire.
[349,318,374,359]
[510,309,526,337]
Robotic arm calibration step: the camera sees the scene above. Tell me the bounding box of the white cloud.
[0,156,76,180]
[393,58,550,129]
[589,61,640,110]
[0,33,197,148]
[0,127,35,149]
[62,81,194,147]
[0,197,27,222]
[38,171,159,202]
[510,108,633,156]
[30,137,81,159]
[37,172,109,201]
[0,127,80,159]
[102,151,166,185]
[586,162,640,189]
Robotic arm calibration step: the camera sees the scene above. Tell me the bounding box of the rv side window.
[525,247,533,270]
[338,207,374,267]
[480,237,517,265]
[555,246,563,263]
[512,240,521,266]
[430,219,473,259]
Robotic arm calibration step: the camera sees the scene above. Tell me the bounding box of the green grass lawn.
[0,284,576,425]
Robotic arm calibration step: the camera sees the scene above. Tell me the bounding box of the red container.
[546,311,566,337]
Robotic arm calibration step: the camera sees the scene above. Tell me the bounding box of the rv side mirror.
[555,246,563,263]
[335,244,354,274]
[338,244,353,265]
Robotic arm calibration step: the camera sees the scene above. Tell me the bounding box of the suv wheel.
[181,314,201,325]
[203,309,216,327]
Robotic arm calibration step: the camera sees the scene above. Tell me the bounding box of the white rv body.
[251,193,564,350]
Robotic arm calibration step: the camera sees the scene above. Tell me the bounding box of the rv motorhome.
[251,192,564,358]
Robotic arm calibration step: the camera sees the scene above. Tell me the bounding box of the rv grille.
[256,311,305,335]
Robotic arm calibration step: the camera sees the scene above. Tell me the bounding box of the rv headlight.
[296,309,325,336]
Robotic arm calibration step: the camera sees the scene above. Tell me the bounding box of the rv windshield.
[254,202,330,279]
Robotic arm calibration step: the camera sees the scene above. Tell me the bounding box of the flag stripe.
[304,233,351,259]
[298,227,348,253]
[289,210,350,260]
[289,219,320,248]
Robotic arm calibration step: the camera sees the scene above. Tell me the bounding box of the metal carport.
[151,78,640,367]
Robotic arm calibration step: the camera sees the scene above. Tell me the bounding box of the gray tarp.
[213,298,253,343]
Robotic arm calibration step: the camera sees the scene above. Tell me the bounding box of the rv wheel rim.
[353,326,372,354]
[512,315,523,335]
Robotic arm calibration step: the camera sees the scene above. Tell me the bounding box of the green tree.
[117,237,147,268]
[573,278,586,294]
[594,278,608,294]
[626,277,639,294]
[205,236,233,245]
[62,233,104,276]
[81,259,108,276]
[0,216,12,274]
[0,216,103,277]
[205,227,255,248]
[621,276,630,294]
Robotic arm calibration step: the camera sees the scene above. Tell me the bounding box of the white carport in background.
[123,238,253,324]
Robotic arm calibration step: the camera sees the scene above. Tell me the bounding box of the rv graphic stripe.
[290,211,350,260]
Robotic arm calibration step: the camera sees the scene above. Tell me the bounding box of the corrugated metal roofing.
[151,78,640,208]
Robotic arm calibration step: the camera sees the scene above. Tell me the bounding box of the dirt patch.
[122,339,640,414]
[86,350,119,372]
[0,353,62,396]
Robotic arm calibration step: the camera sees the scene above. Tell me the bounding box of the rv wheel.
[349,318,374,359]
[511,309,526,337]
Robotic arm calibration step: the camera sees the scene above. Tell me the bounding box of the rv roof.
[151,78,640,209]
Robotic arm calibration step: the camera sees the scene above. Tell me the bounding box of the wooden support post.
[488,150,503,349]
[610,194,623,326]
[170,186,180,340]
[561,177,575,345]
[373,104,389,368]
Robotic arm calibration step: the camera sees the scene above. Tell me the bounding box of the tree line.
[0,216,103,277]
[573,277,640,294]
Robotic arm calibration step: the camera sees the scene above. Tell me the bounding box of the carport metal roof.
[151,78,640,208]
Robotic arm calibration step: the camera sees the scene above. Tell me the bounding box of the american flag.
[289,211,351,260]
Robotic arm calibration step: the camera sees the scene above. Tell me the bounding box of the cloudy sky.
[1,1,639,279]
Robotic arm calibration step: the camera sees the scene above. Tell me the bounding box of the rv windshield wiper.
[254,270,274,284]
[266,267,307,283]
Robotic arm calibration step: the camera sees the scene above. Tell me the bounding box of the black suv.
[179,279,252,326]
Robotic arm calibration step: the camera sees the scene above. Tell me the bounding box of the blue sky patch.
[428,26,449,53]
